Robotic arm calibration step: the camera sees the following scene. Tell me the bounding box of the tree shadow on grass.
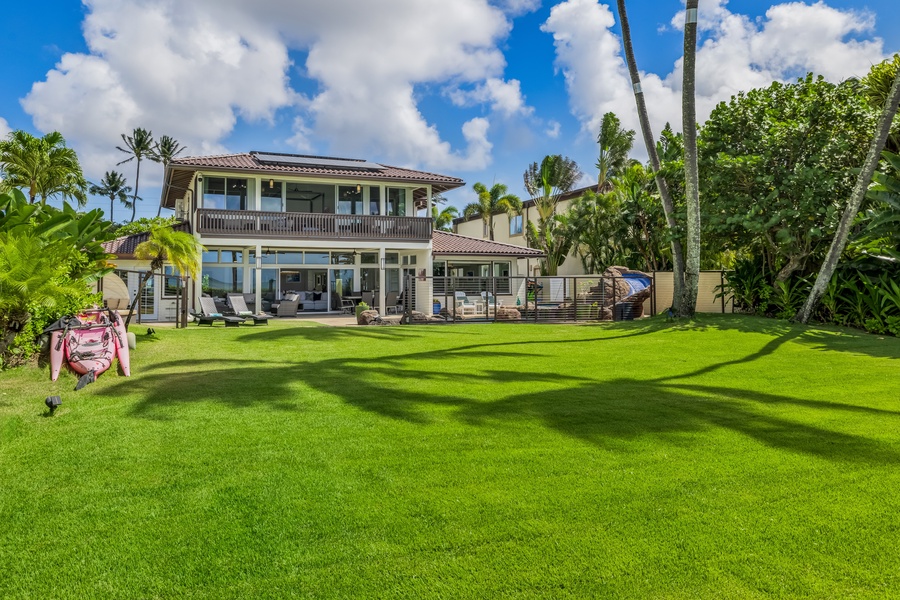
[678,314,900,361]
[99,319,900,463]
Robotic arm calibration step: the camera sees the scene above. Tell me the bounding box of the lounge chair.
[481,291,502,315]
[197,297,245,327]
[227,294,270,325]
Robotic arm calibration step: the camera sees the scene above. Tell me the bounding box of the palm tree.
[0,130,87,205]
[680,0,701,317]
[462,182,522,240]
[116,128,154,223]
[432,205,459,232]
[149,135,186,217]
[124,224,203,329]
[523,155,582,275]
[795,62,900,324]
[615,0,686,313]
[88,171,132,224]
[595,112,635,192]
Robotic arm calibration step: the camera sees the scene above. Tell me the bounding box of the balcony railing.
[195,209,432,241]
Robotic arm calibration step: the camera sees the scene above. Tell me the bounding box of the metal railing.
[401,275,657,324]
[196,209,432,241]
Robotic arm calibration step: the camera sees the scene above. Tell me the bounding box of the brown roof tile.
[432,230,544,257]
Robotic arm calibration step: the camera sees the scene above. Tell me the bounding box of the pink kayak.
[48,309,131,382]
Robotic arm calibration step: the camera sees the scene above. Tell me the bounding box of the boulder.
[495,306,522,321]
[357,310,380,325]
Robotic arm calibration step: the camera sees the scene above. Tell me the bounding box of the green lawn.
[1,316,899,598]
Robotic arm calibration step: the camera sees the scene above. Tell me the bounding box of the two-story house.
[159,151,465,316]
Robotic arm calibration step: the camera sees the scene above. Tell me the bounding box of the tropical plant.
[149,135,186,217]
[680,0,701,318]
[566,189,624,274]
[861,53,900,153]
[795,63,900,323]
[89,170,132,224]
[117,128,154,223]
[462,182,522,240]
[124,224,203,329]
[615,0,686,313]
[0,130,87,205]
[614,163,670,271]
[114,216,178,237]
[523,155,581,275]
[431,205,458,232]
[0,188,112,366]
[595,112,634,192]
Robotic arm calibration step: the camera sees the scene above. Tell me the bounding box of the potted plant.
[355,301,370,323]
[433,298,441,315]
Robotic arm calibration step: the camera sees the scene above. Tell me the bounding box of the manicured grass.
[1,316,899,598]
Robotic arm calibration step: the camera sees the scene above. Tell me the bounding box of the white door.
[125,271,158,321]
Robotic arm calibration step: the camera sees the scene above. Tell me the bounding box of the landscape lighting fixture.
[45,396,62,415]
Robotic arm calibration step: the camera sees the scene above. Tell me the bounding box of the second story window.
[387,188,407,216]
[261,180,283,212]
[509,214,523,236]
[203,176,247,210]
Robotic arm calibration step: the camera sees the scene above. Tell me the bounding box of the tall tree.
[462,182,522,240]
[595,112,635,192]
[523,155,582,275]
[679,0,701,317]
[795,63,900,323]
[567,190,625,274]
[615,0,685,312]
[89,170,132,224]
[0,130,87,205]
[431,205,459,232]
[116,128,153,223]
[124,224,203,330]
[149,135,186,217]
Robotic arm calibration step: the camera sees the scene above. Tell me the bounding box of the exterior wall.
[643,271,734,315]
[106,258,181,322]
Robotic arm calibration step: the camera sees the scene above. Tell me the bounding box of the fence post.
[574,277,579,323]
[720,270,726,313]
[612,277,617,322]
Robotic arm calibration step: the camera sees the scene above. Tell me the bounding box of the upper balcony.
[195,208,432,242]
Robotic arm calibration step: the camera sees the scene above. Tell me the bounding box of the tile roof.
[432,230,544,257]
[162,152,465,208]
[102,221,192,259]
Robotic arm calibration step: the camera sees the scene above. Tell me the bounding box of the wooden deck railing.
[195,209,432,241]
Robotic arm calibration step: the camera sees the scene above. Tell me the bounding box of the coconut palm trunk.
[679,0,701,317]
[616,0,685,313]
[795,67,900,324]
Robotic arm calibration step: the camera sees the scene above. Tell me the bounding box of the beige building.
[453,186,593,277]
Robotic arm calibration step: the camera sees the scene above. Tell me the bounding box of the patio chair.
[361,291,379,311]
[276,293,300,317]
[196,297,245,327]
[481,291,502,315]
[454,291,478,316]
[227,294,270,325]
[385,291,403,315]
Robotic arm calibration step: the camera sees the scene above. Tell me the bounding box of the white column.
[254,243,262,314]
[378,247,386,315]
[242,249,252,293]
[420,248,433,314]
[380,185,386,216]
[426,184,433,220]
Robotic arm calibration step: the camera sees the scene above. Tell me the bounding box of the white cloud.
[0,117,10,138]
[22,0,518,181]
[495,0,542,17]
[448,78,533,117]
[545,120,561,138]
[543,0,887,159]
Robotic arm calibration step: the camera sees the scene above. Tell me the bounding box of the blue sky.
[1,0,898,222]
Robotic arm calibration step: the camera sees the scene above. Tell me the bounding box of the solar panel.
[251,152,385,171]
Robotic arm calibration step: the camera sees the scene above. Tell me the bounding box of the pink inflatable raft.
[47,309,130,383]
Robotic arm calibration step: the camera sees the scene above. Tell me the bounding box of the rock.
[495,306,522,321]
[409,311,432,324]
[357,310,379,325]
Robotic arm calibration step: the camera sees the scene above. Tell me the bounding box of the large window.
[387,188,406,216]
[163,266,180,297]
[261,180,283,212]
[338,186,364,215]
[286,183,332,213]
[509,215,523,236]
[203,177,247,210]
[202,267,243,298]
[369,186,381,215]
